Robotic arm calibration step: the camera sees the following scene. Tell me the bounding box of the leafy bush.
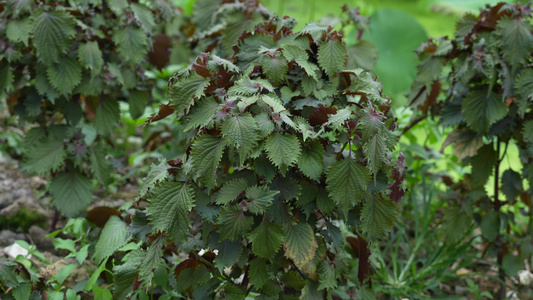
[99,11,406,298]
[408,2,533,297]
[187,0,273,56]
[0,0,185,216]
[0,0,409,298]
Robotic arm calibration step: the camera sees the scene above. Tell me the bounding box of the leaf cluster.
[0,0,186,216]
[115,10,405,298]
[407,2,533,279]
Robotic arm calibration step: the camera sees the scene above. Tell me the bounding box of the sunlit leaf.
[94,216,129,263]
[318,40,347,78]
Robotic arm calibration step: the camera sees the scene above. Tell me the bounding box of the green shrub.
[1,1,406,298]
[0,0,185,217]
[101,12,405,298]
[408,2,533,297]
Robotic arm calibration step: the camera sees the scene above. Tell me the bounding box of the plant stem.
[498,140,509,163]
[400,115,426,136]
[356,231,371,286]
[49,210,59,232]
[193,251,227,280]
[494,138,506,300]
[291,259,306,279]
[495,139,501,212]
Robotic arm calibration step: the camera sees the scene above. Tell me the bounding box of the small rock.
[0,230,26,246]
[29,225,54,252]
[455,285,470,295]
[0,197,46,217]
[455,268,471,275]
[30,176,47,189]
[506,290,520,300]
[519,270,533,287]
[2,242,31,259]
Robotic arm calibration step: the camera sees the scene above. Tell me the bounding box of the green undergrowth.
[0,208,48,232]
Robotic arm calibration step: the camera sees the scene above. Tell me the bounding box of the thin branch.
[498,140,509,164]
[494,139,502,212]
[494,138,506,300]
[290,259,306,279]
[400,115,427,136]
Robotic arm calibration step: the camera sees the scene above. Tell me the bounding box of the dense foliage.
[4,0,533,299]
[408,2,533,297]
[98,13,405,299]
[0,0,186,216]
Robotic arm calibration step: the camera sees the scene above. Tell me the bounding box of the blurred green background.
[262,0,506,104]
